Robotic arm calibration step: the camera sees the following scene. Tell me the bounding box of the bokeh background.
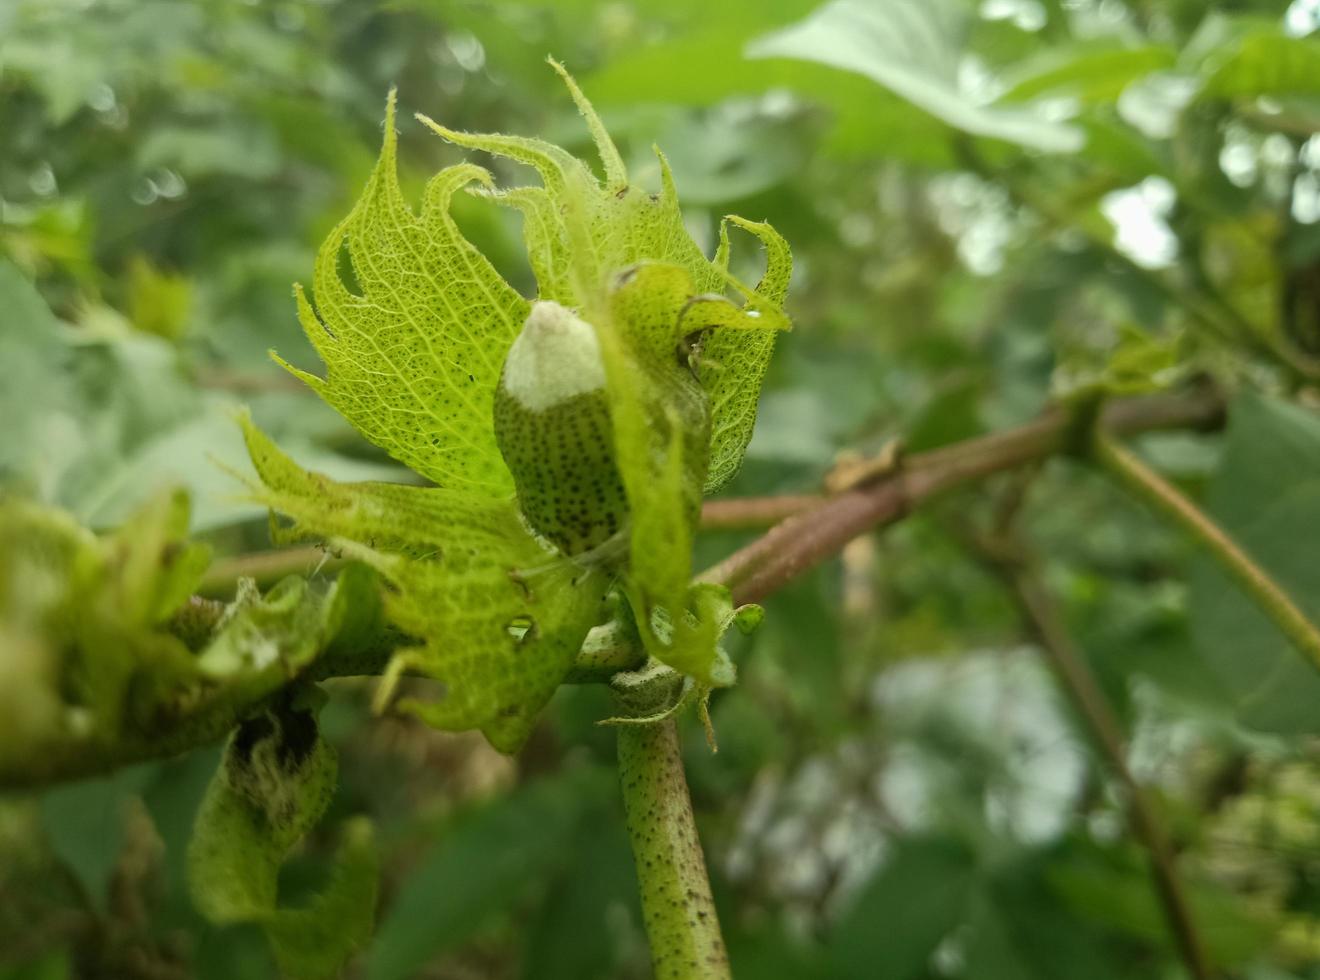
[5,0,1320,977]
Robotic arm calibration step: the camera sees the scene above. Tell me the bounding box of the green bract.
[244,61,792,748]
[189,696,378,980]
[0,490,379,784]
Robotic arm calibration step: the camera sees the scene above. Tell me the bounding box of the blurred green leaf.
[998,43,1177,105]
[826,836,975,980]
[1046,845,1273,967]
[137,123,282,182]
[585,26,955,165]
[125,254,191,341]
[643,110,815,205]
[747,0,1084,153]
[0,491,206,783]
[0,259,71,489]
[188,700,378,979]
[1189,393,1320,733]
[0,491,393,790]
[368,768,612,980]
[963,849,1134,980]
[522,817,639,980]
[0,259,407,532]
[1199,29,1320,99]
[38,766,154,910]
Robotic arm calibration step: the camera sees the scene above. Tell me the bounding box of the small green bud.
[494,301,630,557]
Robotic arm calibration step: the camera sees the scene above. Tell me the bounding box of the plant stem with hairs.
[618,719,729,980]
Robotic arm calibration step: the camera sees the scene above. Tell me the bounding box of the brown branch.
[979,544,1213,980]
[700,494,822,530]
[707,387,1225,605]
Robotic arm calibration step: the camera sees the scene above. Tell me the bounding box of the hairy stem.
[617,719,730,980]
[1092,429,1320,673]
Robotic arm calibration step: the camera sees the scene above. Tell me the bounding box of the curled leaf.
[188,697,378,979]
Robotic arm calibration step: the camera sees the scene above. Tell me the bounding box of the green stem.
[617,719,730,980]
[1093,430,1320,672]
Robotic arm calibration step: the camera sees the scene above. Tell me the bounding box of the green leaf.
[1045,846,1273,966]
[197,576,335,680]
[0,259,393,535]
[702,216,792,493]
[125,254,192,341]
[589,260,757,684]
[239,414,609,751]
[584,22,955,166]
[262,818,378,979]
[138,122,282,181]
[962,850,1133,980]
[647,110,815,205]
[0,491,205,776]
[39,765,154,911]
[522,817,639,980]
[0,258,71,489]
[0,491,386,787]
[280,90,528,496]
[1052,324,1184,401]
[825,836,976,980]
[1189,394,1320,733]
[367,768,612,980]
[1198,30,1320,99]
[597,262,711,609]
[997,43,1177,105]
[188,700,378,979]
[108,486,213,626]
[746,0,1084,153]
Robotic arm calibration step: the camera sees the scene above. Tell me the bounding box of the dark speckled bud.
[494,301,629,557]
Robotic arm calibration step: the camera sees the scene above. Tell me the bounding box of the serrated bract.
[244,61,793,738]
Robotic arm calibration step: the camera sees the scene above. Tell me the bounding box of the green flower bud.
[494,301,630,557]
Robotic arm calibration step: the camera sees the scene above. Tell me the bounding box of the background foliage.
[4,0,1320,977]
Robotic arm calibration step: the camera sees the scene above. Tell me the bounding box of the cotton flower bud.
[494,301,629,557]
